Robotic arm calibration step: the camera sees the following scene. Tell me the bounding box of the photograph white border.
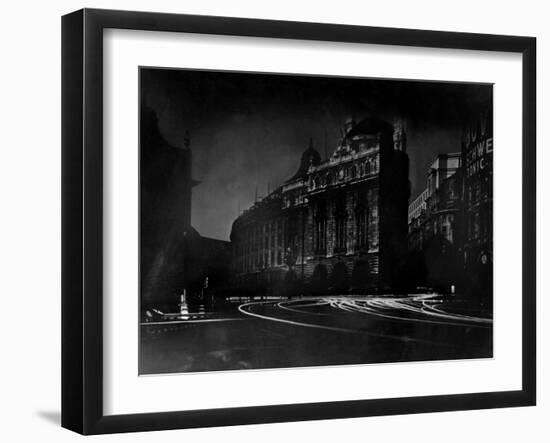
[103,29,523,416]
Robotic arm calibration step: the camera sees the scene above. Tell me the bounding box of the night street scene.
[139,68,493,375]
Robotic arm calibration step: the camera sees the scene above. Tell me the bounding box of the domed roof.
[288,138,321,181]
[345,117,393,139]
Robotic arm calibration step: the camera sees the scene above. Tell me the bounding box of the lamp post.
[180,229,187,307]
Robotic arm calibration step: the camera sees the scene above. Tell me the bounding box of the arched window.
[365,161,371,174]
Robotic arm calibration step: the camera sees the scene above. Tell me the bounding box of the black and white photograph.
[0,0,545,439]
[139,68,494,375]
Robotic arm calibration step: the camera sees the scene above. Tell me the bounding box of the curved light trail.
[329,295,492,328]
[238,298,450,345]
[238,294,492,336]
[276,300,329,316]
[238,301,354,333]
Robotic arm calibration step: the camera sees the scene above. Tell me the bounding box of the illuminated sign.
[466,137,493,177]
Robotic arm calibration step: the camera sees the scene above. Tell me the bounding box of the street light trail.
[328,296,492,328]
[338,300,484,328]
[238,300,441,345]
[372,297,491,325]
[238,301,357,333]
[264,294,493,329]
[420,299,492,324]
[276,300,329,316]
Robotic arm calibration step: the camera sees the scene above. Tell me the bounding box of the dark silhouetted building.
[408,153,462,250]
[407,153,463,291]
[406,108,493,300]
[461,108,493,303]
[230,118,410,294]
[140,106,231,307]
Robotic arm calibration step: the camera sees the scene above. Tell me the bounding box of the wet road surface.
[140,294,492,374]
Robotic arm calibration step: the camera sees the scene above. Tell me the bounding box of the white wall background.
[0,0,546,441]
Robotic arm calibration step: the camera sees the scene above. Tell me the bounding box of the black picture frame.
[61,8,536,435]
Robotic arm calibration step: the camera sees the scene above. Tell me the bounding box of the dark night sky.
[141,68,492,241]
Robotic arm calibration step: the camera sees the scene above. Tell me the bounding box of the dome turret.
[288,137,321,181]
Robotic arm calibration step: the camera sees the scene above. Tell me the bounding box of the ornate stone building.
[408,153,462,254]
[230,118,410,294]
[406,108,493,299]
[407,154,463,291]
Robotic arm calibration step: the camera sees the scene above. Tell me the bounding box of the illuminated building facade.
[230,118,410,293]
